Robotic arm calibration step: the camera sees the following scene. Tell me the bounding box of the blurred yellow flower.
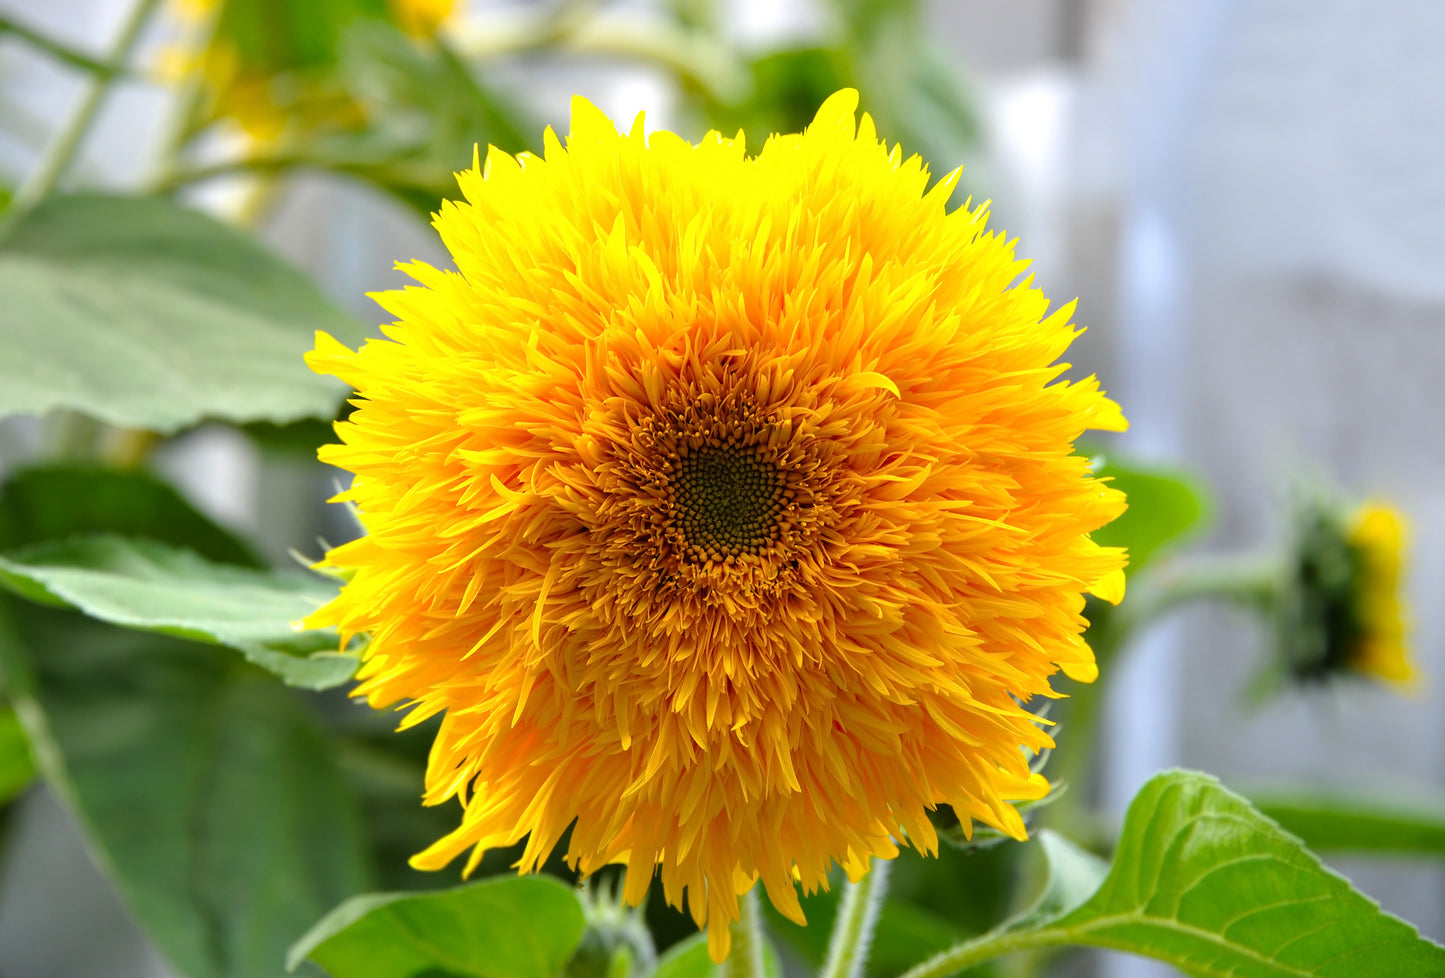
[306,91,1127,960]
[390,0,454,37]
[1346,503,1414,687]
[1282,498,1415,691]
[164,0,454,140]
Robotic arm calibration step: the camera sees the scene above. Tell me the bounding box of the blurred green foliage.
[1086,451,1210,577]
[0,705,34,806]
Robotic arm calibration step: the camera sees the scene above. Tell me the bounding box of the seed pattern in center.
[672,445,787,557]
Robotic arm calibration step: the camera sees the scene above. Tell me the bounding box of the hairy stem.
[821,858,892,978]
[722,889,767,978]
[897,926,1072,978]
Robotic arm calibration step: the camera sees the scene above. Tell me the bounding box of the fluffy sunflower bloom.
[306,91,1128,959]
[1282,500,1415,689]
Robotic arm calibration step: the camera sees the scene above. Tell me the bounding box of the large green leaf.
[287,875,587,978]
[1050,771,1445,973]
[1250,789,1445,857]
[0,193,363,432]
[0,534,355,689]
[912,771,1445,978]
[0,600,371,978]
[0,464,262,566]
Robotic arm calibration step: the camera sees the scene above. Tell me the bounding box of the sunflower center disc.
[672,445,785,557]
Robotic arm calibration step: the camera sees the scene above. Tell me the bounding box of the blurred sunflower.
[1282,499,1415,689]
[165,0,454,141]
[306,91,1127,959]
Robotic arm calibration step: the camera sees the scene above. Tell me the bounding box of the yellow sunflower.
[1281,499,1415,690]
[306,91,1128,960]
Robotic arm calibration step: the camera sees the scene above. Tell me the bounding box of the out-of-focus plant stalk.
[821,857,891,978]
[0,14,118,76]
[10,0,163,215]
[722,889,767,978]
[450,9,749,103]
[1118,554,1281,627]
[146,71,208,193]
[897,926,1071,978]
[1042,553,1282,846]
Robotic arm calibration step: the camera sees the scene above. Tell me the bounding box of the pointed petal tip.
[812,88,860,129]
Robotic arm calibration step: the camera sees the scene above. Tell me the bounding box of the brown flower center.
[672,444,787,557]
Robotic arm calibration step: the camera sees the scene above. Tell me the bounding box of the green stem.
[897,926,1071,978]
[0,14,118,75]
[153,154,337,194]
[820,858,891,978]
[1117,553,1282,633]
[146,72,209,192]
[1042,554,1281,839]
[450,12,748,102]
[10,0,163,214]
[721,889,766,978]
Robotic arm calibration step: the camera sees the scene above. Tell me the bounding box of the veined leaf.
[0,601,371,978]
[1049,771,1445,974]
[0,535,354,689]
[0,193,364,432]
[287,875,587,978]
[909,771,1445,978]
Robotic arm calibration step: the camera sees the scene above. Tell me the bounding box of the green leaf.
[0,600,371,978]
[287,875,587,978]
[1250,789,1445,857]
[651,931,783,978]
[0,464,262,566]
[315,25,532,217]
[1004,831,1107,933]
[1048,771,1445,974]
[652,934,717,978]
[927,771,1445,978]
[1088,454,1209,575]
[244,416,347,457]
[701,46,855,154]
[0,535,355,689]
[0,193,364,433]
[0,702,36,804]
[812,0,978,183]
